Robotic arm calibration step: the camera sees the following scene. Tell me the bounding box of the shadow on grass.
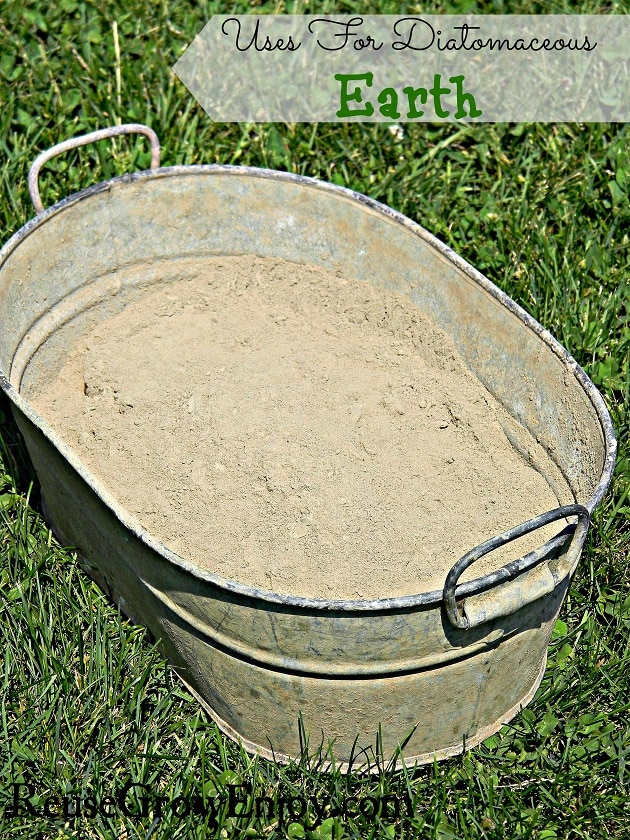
[0,388,41,506]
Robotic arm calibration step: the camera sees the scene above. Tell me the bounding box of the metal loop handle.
[443,504,590,630]
[28,123,161,214]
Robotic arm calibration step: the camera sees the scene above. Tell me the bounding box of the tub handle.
[28,123,161,214]
[443,504,590,630]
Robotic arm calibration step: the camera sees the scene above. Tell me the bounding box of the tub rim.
[0,164,618,613]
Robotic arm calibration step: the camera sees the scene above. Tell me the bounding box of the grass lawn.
[1,0,629,837]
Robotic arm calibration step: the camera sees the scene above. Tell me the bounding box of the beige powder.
[30,256,569,599]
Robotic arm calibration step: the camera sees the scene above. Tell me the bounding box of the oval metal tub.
[0,127,617,770]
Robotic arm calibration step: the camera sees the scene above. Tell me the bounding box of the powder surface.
[30,256,567,599]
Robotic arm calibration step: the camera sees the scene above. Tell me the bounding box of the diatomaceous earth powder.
[31,256,568,599]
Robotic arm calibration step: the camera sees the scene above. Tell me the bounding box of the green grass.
[1,0,629,837]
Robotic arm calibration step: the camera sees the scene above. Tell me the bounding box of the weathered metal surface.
[0,129,617,769]
[443,504,590,630]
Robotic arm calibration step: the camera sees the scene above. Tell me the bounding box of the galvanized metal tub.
[0,126,617,770]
